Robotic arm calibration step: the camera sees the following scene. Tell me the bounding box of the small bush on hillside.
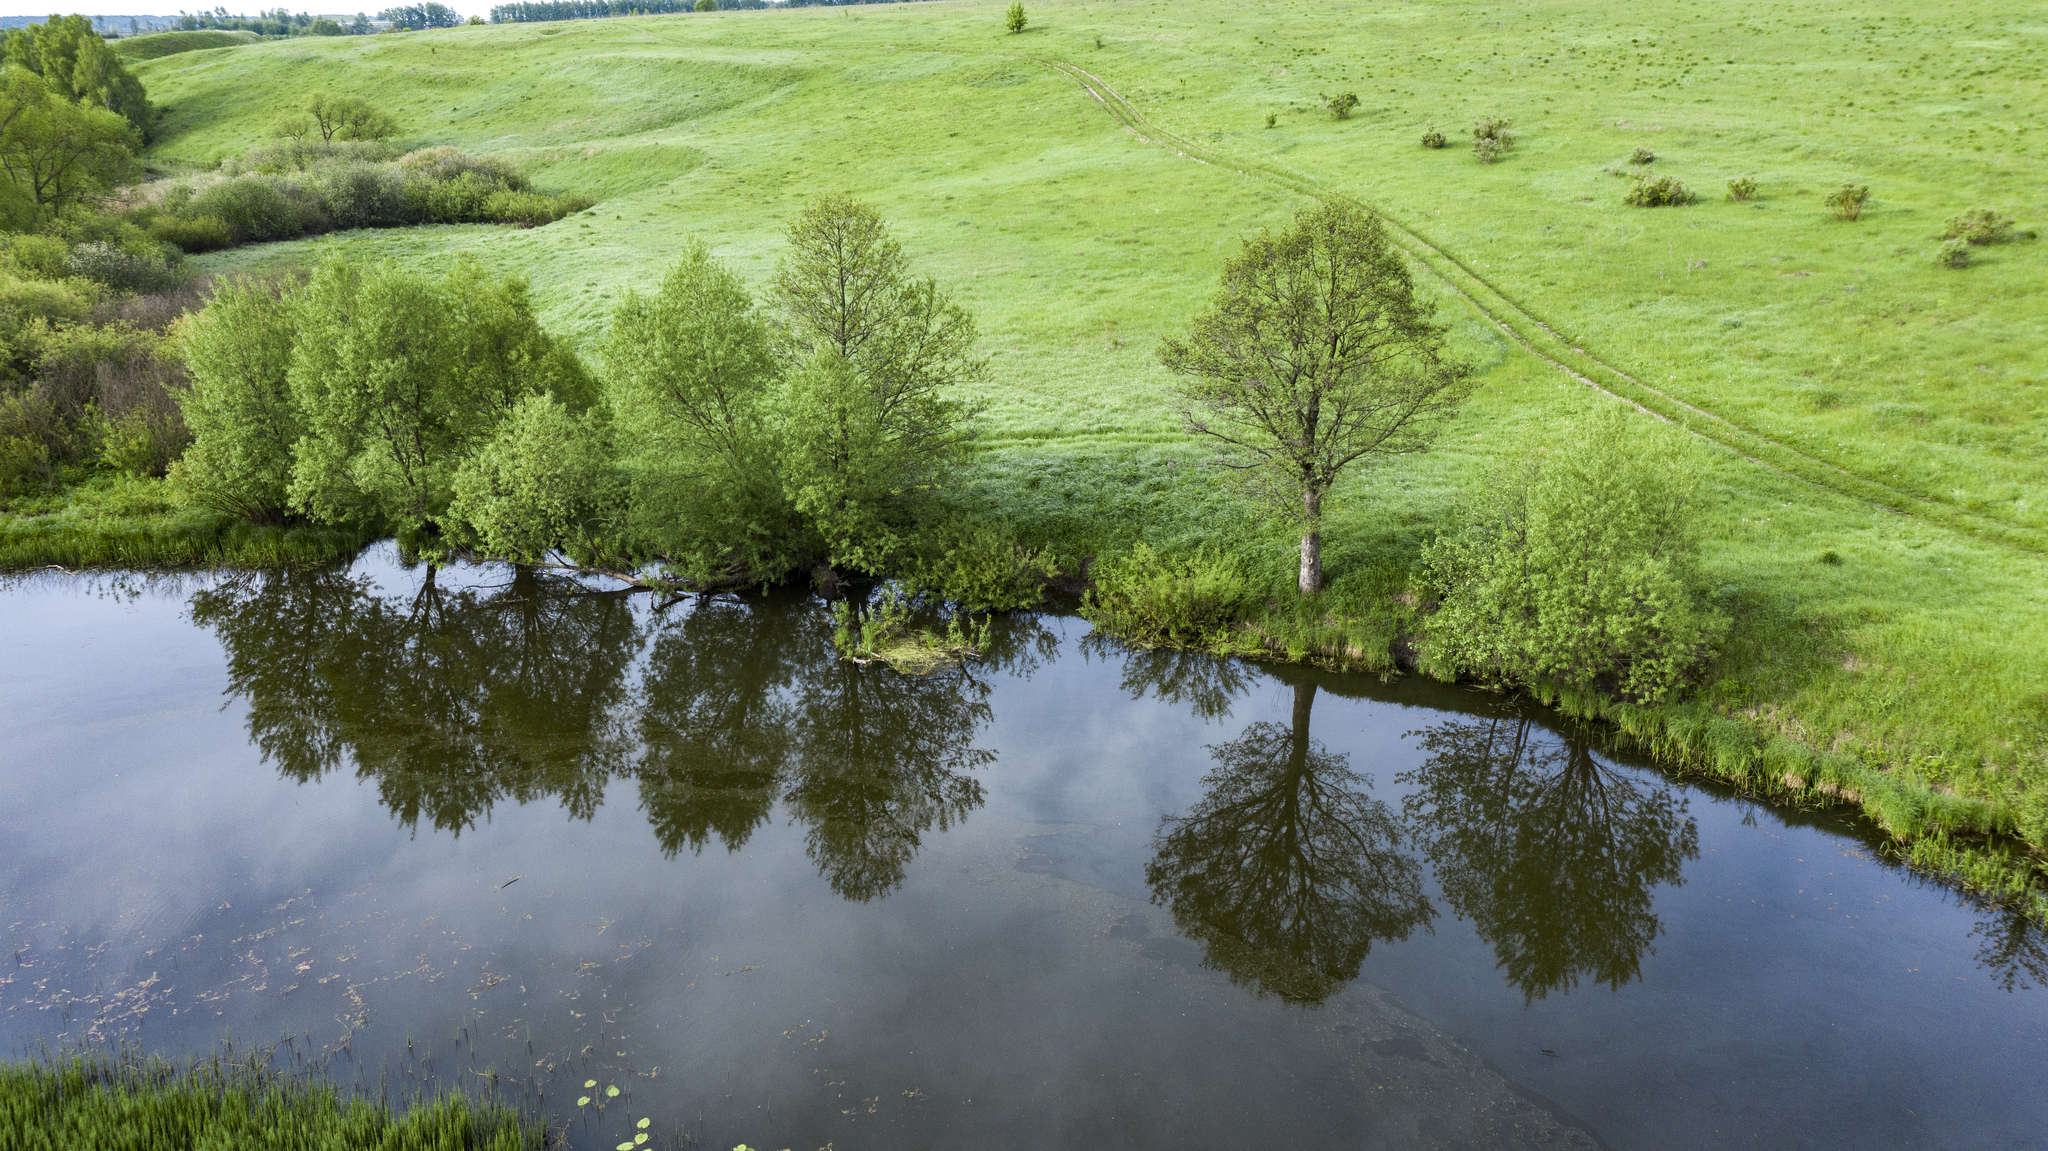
[1327,92,1360,121]
[906,519,1058,611]
[394,146,528,191]
[1726,176,1759,201]
[232,138,395,175]
[1624,175,1696,207]
[1265,112,1277,129]
[1420,123,1446,148]
[66,241,185,295]
[1936,239,1970,269]
[150,214,233,253]
[1941,207,2015,245]
[1824,183,1869,221]
[484,190,594,227]
[1005,1,1026,33]
[317,162,410,228]
[188,176,308,243]
[1629,146,1655,164]
[1471,117,1514,163]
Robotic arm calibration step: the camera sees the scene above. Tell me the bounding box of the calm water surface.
[2,548,2042,1150]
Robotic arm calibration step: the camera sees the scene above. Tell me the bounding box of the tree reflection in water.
[1400,714,1699,1002]
[1146,679,1434,1004]
[190,565,1005,901]
[191,565,642,832]
[1971,900,2048,993]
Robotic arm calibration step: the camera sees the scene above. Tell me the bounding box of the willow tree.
[1158,199,1473,594]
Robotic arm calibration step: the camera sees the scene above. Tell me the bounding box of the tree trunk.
[1299,488,1323,594]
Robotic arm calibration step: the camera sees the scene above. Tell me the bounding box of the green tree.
[694,0,716,10]
[771,194,981,572]
[602,240,790,582]
[0,69,140,213]
[1005,2,1027,33]
[304,92,399,143]
[1158,198,1473,594]
[2,15,153,138]
[172,276,305,522]
[284,257,585,545]
[1420,407,1727,703]
[449,392,615,564]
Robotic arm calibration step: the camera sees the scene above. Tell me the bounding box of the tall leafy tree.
[173,276,304,522]
[0,68,139,213]
[284,256,587,545]
[1159,198,1473,594]
[771,194,981,571]
[2,15,152,137]
[602,240,790,581]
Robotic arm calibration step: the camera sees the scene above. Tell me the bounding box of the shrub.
[1005,1,1026,33]
[413,170,498,223]
[1082,543,1257,645]
[2,233,72,280]
[1420,123,1446,148]
[1265,112,1277,129]
[1327,92,1360,120]
[66,241,185,295]
[150,214,233,253]
[695,0,714,9]
[1941,207,2015,245]
[188,176,306,243]
[320,162,413,229]
[1726,175,1759,202]
[394,145,527,191]
[482,190,592,227]
[1629,146,1655,164]
[1421,407,1728,704]
[1824,183,1869,221]
[1936,239,1970,269]
[1624,174,1696,207]
[906,519,1058,611]
[230,138,394,175]
[1466,114,1515,151]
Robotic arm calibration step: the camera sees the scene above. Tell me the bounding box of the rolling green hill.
[114,29,260,61]
[132,0,2048,870]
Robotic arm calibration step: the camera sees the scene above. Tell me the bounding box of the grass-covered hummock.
[0,1048,542,1151]
[65,0,2048,908]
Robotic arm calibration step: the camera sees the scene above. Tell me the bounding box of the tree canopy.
[1159,198,1472,594]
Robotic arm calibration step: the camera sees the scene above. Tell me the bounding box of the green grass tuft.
[0,1048,541,1151]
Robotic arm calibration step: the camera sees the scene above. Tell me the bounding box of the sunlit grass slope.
[132,2,2047,818]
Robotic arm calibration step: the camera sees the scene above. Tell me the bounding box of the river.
[2,545,2042,1149]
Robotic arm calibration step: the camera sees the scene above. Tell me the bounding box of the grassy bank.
[0,475,373,569]
[0,1048,540,1151]
[46,0,2042,907]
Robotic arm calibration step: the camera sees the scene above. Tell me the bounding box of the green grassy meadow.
[112,1,2048,869]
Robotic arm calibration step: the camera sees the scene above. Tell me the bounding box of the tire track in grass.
[1031,55,2048,556]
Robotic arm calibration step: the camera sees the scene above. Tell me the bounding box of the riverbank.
[0,1047,541,1151]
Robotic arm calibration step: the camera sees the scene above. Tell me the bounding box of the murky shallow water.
[2,547,2043,1150]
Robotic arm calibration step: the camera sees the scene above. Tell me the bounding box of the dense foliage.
[1420,408,1727,704]
[173,196,993,594]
